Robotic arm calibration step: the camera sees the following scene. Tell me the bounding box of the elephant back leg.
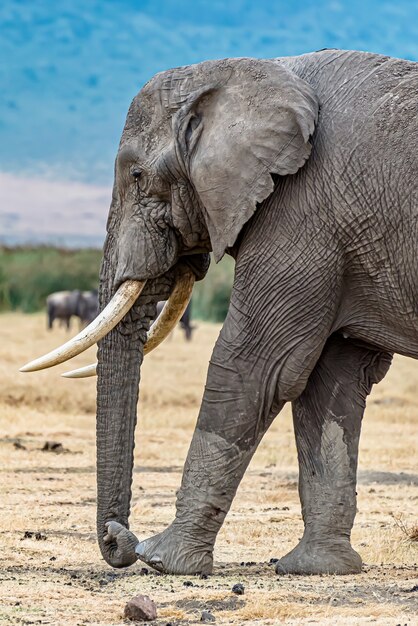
[47,305,54,330]
[275,333,392,575]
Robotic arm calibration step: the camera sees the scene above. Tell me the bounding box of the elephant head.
[21,57,318,568]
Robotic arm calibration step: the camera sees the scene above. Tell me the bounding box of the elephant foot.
[135,523,214,575]
[275,537,362,575]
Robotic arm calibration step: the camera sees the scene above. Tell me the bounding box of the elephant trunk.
[94,266,195,567]
[96,321,143,568]
[95,224,145,568]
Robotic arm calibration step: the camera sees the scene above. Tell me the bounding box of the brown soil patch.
[0,313,417,625]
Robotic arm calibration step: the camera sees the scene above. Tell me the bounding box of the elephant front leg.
[275,334,392,575]
[134,341,282,574]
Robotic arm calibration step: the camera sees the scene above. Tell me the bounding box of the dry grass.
[0,312,417,625]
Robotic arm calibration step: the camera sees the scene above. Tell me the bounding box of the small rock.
[42,441,65,453]
[139,567,149,576]
[21,531,47,541]
[124,594,157,622]
[269,558,279,565]
[201,610,216,622]
[35,532,47,541]
[183,580,194,587]
[22,531,34,540]
[232,583,245,595]
[199,573,208,579]
[13,441,26,450]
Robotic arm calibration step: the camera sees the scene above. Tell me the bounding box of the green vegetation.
[0,246,234,321]
[0,246,102,313]
[192,255,235,322]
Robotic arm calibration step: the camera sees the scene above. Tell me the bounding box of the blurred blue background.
[0,0,417,245]
[2,0,418,184]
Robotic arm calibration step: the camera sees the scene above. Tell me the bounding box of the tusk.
[20,280,146,372]
[63,363,97,378]
[62,363,98,378]
[144,269,195,354]
[61,270,195,379]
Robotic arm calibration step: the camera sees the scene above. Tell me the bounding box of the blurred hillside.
[1,0,417,186]
[0,246,234,321]
[0,172,108,248]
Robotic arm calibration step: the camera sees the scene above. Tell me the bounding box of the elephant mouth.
[19,269,195,374]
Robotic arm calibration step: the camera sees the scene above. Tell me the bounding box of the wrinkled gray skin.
[47,289,97,330]
[96,50,417,576]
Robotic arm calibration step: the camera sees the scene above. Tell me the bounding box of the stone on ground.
[124,594,157,622]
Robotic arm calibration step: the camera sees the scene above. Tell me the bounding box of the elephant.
[46,290,82,330]
[22,49,417,577]
[46,289,98,330]
[78,289,99,326]
[156,300,194,340]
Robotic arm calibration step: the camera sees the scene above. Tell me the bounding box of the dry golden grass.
[0,312,417,625]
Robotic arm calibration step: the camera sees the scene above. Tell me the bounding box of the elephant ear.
[174,58,319,261]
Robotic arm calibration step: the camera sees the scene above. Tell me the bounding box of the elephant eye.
[132,169,141,180]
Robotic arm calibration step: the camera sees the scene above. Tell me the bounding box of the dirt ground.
[0,312,417,625]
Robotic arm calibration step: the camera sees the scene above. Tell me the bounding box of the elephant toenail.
[275,562,287,575]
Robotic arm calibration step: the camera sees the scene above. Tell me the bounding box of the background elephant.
[47,289,98,330]
[47,290,82,330]
[78,289,99,326]
[29,50,417,576]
